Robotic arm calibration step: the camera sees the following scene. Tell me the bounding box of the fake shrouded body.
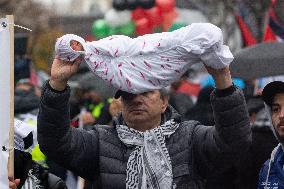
[55,23,233,94]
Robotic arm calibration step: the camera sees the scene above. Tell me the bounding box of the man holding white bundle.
[37,23,251,189]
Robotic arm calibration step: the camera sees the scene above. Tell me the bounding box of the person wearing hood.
[258,81,284,189]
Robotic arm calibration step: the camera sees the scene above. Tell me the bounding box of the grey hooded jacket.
[37,82,251,189]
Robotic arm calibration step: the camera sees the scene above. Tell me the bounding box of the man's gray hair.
[159,88,170,99]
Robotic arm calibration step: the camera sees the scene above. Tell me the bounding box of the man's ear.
[161,96,169,113]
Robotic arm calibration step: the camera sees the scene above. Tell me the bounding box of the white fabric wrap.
[56,23,234,93]
[55,34,86,62]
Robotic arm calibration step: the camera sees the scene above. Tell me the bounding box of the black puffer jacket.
[38,82,251,189]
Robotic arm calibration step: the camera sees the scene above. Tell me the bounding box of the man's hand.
[49,58,81,91]
[204,65,233,90]
[9,177,20,189]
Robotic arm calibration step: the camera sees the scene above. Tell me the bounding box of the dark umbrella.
[230,42,284,80]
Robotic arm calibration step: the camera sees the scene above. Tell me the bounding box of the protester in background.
[14,80,70,184]
[14,80,49,170]
[168,70,194,117]
[174,68,201,103]
[69,85,114,128]
[184,86,215,125]
[108,98,123,120]
[9,119,67,189]
[228,96,279,189]
[238,96,278,189]
[15,80,41,116]
[258,81,284,189]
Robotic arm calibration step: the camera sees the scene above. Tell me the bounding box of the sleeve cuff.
[41,80,71,108]
[215,85,236,97]
[46,80,68,94]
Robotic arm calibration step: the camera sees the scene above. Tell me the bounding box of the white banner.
[0,17,11,189]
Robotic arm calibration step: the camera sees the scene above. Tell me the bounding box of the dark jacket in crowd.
[169,92,193,116]
[235,99,279,189]
[15,149,67,189]
[184,86,215,125]
[38,82,251,189]
[15,88,40,114]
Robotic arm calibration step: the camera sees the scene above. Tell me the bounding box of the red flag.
[236,15,257,46]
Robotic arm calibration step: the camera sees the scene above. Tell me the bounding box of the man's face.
[121,90,168,129]
[271,93,284,141]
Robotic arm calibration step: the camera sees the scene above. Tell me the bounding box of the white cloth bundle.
[55,34,86,62]
[55,23,234,93]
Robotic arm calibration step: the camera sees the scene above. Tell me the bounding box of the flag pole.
[7,14,14,179]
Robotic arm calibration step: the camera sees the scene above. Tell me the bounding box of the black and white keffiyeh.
[116,119,180,189]
[21,164,44,189]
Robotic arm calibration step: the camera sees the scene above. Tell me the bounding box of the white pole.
[0,15,14,189]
